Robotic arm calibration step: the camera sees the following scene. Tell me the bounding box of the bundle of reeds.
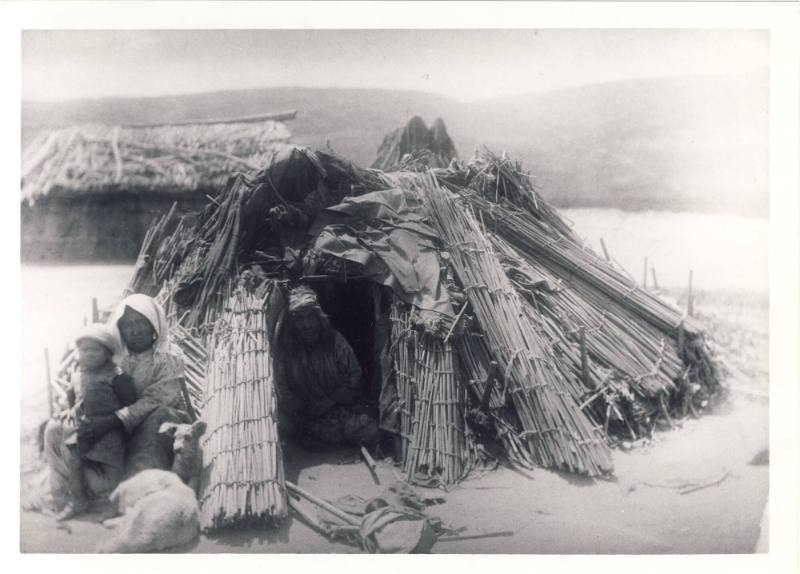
[389,301,475,484]
[129,147,389,334]
[456,332,535,469]
[198,283,287,530]
[462,191,700,337]
[404,332,473,484]
[127,202,179,297]
[169,324,207,416]
[473,200,718,433]
[389,302,416,463]
[419,175,613,476]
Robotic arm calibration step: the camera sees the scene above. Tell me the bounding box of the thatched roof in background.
[372,115,458,171]
[21,110,296,204]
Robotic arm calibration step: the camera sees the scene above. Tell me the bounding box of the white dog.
[97,421,207,553]
[97,469,200,553]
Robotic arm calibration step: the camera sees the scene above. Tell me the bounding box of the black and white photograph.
[6,1,798,560]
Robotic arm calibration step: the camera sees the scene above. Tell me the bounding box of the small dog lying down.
[97,420,206,553]
[98,469,199,553]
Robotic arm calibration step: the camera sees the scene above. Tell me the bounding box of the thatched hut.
[20,111,295,261]
[34,132,724,528]
[96,141,722,529]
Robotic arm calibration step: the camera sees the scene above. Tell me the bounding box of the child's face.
[77,339,111,370]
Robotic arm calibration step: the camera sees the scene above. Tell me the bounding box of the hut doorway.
[277,279,388,453]
[312,280,386,402]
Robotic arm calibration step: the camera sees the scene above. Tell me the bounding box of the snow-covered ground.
[19,209,769,553]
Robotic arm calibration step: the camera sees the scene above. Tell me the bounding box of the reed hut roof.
[372,115,458,171]
[125,144,722,481]
[21,110,296,204]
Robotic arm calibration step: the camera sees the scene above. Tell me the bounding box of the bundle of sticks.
[425,151,718,434]
[127,202,180,297]
[464,197,718,430]
[389,303,416,463]
[456,332,535,469]
[390,302,476,484]
[419,175,613,476]
[128,147,387,336]
[169,324,207,417]
[462,191,700,337]
[404,333,473,484]
[198,283,287,530]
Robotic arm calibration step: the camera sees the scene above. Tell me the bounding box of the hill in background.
[22,70,767,216]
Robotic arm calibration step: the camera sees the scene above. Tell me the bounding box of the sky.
[22,29,768,103]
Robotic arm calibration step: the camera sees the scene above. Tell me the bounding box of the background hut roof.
[371,115,458,171]
[21,110,296,203]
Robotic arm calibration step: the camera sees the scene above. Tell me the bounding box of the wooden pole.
[443,301,469,344]
[579,327,590,388]
[651,267,660,291]
[44,348,53,418]
[439,530,516,543]
[91,297,99,323]
[288,497,331,537]
[122,109,298,128]
[642,257,648,289]
[360,446,381,485]
[687,270,694,317]
[285,482,360,526]
[179,379,197,421]
[599,238,611,262]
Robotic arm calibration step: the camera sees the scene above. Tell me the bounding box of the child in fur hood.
[54,323,136,520]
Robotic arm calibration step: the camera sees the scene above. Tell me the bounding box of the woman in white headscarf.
[46,295,191,515]
[104,294,191,476]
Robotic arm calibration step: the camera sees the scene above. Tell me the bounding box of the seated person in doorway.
[275,285,378,448]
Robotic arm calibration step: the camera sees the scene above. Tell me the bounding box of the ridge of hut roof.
[372,115,458,171]
[21,111,297,204]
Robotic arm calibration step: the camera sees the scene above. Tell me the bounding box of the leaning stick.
[360,446,380,485]
[651,267,660,291]
[579,327,589,388]
[599,238,611,262]
[438,530,515,543]
[179,378,197,422]
[443,301,469,344]
[285,481,360,526]
[288,497,331,537]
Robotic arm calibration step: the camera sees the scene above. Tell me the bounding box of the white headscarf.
[109,294,171,360]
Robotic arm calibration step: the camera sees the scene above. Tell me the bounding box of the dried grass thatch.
[372,116,458,171]
[121,142,722,485]
[21,112,295,204]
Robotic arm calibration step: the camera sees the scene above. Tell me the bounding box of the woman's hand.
[76,415,123,452]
